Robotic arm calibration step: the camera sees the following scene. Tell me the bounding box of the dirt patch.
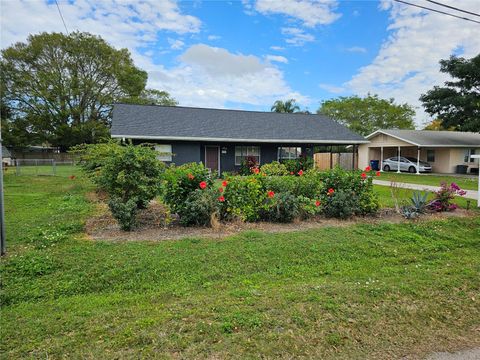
[85,202,476,242]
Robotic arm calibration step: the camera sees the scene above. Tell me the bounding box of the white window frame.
[235,146,260,166]
[277,146,302,161]
[155,144,172,162]
[465,149,477,163]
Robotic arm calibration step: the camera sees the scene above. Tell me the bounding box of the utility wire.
[392,0,480,24]
[55,0,69,34]
[425,0,480,18]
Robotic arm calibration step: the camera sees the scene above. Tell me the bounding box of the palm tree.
[270,99,301,113]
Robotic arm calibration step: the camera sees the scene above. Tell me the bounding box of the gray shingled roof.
[2,146,11,158]
[369,130,480,147]
[111,104,367,144]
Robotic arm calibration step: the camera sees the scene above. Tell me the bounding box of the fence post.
[53,160,56,176]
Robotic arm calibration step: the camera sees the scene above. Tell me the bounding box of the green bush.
[108,197,138,231]
[161,162,213,214]
[178,189,220,226]
[297,195,322,219]
[322,190,357,219]
[239,156,259,175]
[260,192,300,223]
[260,171,322,198]
[281,155,313,174]
[318,167,379,217]
[221,176,266,222]
[260,161,288,176]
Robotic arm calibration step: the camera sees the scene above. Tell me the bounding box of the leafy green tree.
[1,31,148,150]
[318,94,415,136]
[271,99,301,113]
[420,54,480,132]
[122,89,178,106]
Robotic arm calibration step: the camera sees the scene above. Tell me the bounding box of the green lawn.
[1,169,480,359]
[378,172,478,190]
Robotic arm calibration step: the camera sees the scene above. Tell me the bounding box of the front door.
[205,146,220,173]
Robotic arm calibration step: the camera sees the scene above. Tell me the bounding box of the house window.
[155,144,172,162]
[278,147,302,160]
[235,146,260,166]
[427,149,435,162]
[464,149,476,163]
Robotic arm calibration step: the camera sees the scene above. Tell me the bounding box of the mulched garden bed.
[85,197,475,242]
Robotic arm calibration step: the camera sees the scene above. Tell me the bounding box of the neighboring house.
[358,130,480,174]
[111,104,367,173]
[1,146,13,166]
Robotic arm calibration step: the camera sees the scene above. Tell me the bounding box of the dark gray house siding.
[113,104,368,173]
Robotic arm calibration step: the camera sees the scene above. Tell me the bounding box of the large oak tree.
[1,32,152,149]
[318,94,415,136]
[420,54,480,132]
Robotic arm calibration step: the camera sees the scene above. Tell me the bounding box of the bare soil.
[85,195,475,242]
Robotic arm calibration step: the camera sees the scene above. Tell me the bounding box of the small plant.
[411,191,429,214]
[178,188,220,226]
[260,161,289,176]
[108,197,138,231]
[260,192,300,223]
[428,182,466,212]
[322,190,357,219]
[239,156,259,175]
[400,205,420,219]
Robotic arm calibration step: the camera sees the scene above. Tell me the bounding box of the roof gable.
[367,130,480,147]
[111,104,367,144]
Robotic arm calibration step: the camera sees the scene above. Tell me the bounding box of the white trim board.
[112,134,369,144]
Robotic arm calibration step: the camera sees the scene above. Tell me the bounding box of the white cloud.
[254,0,341,27]
[146,44,308,108]
[207,35,221,41]
[0,1,307,109]
[346,46,367,54]
[168,38,185,50]
[0,0,201,51]
[319,83,345,94]
[346,0,480,126]
[265,55,289,64]
[281,27,315,46]
[270,45,285,51]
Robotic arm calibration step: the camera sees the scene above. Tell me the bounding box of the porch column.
[397,146,401,173]
[416,147,421,174]
[380,146,384,172]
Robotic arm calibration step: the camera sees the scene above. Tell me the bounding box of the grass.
[1,168,480,358]
[378,172,478,190]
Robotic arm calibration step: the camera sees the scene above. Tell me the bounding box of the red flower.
[187,173,195,180]
[315,200,321,207]
[199,181,207,189]
[252,167,260,174]
[222,180,228,187]
[290,172,294,175]
[69,175,76,180]
[218,195,225,202]
[361,172,367,179]
[298,169,304,176]
[327,188,334,195]
[218,187,224,193]
[365,166,371,172]
[376,171,381,177]
[267,190,275,198]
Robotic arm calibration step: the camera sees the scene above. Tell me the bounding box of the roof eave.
[111,134,369,144]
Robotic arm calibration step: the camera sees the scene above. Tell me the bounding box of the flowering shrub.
[260,161,289,176]
[297,195,322,219]
[260,192,300,223]
[260,169,323,198]
[322,190,357,219]
[220,175,266,221]
[281,155,313,174]
[178,188,220,226]
[428,182,466,212]
[239,156,259,175]
[161,162,213,214]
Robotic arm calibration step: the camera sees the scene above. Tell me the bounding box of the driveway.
[373,180,478,200]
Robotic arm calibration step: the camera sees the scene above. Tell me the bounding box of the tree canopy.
[121,89,178,106]
[317,94,416,136]
[271,99,301,113]
[420,54,480,132]
[1,31,177,150]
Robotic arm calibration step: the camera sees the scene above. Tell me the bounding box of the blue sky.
[1,0,479,126]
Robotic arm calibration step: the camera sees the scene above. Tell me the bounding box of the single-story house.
[1,146,13,166]
[358,129,480,174]
[111,104,367,173]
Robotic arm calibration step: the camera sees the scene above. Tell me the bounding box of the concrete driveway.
[372,179,478,201]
